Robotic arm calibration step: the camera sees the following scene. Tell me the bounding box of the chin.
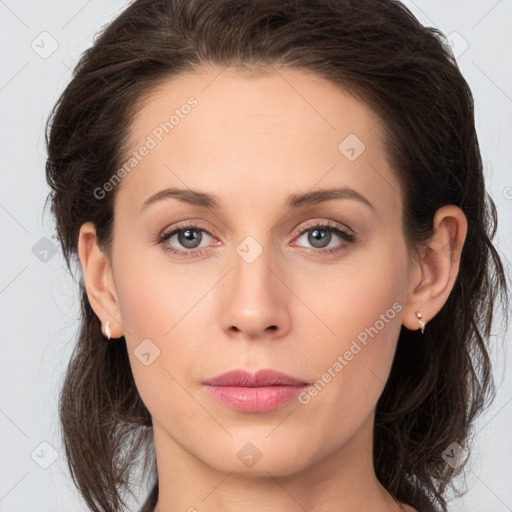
[199,437,316,478]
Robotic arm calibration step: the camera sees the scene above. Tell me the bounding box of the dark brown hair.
[44,0,509,511]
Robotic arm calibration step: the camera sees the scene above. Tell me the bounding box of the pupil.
[309,229,330,248]
[180,229,200,248]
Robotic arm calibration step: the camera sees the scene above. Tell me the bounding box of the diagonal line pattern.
[0,203,29,233]
[61,0,92,29]
[472,61,512,105]
[368,161,400,198]
[163,367,234,438]
[264,472,309,511]
[201,471,233,502]
[271,66,337,130]
[0,265,28,296]
[369,367,386,385]
[0,407,29,439]
[265,411,294,438]
[475,396,512,436]
[0,0,29,28]
[471,0,503,30]
[0,62,29,92]
[471,470,512,511]
[201,66,228,92]
[265,265,336,336]
[163,267,234,337]
[0,472,29,502]
[403,0,438,28]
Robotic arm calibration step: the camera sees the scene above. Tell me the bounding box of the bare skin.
[78,65,467,512]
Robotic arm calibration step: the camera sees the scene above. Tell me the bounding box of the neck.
[150,411,407,512]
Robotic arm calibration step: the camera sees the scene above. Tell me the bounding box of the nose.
[219,239,292,342]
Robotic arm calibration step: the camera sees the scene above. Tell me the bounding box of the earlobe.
[402,205,468,332]
[77,222,124,339]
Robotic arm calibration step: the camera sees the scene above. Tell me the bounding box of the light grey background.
[0,1,511,511]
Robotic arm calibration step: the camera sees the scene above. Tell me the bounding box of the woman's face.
[106,66,416,476]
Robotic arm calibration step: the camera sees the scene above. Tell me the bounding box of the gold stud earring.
[104,321,111,340]
[415,311,426,334]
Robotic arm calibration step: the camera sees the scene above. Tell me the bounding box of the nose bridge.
[232,232,279,305]
[218,230,291,338]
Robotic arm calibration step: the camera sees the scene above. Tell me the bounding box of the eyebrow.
[140,186,375,212]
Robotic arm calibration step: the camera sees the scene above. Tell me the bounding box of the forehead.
[114,66,402,221]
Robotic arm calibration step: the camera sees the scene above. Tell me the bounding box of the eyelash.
[155,219,356,259]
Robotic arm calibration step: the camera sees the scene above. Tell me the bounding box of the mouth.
[202,368,309,412]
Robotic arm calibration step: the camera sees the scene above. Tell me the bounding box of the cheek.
[111,244,214,398]
[303,276,403,390]
[113,264,196,424]
[293,243,407,415]
[113,241,188,339]
[293,242,407,350]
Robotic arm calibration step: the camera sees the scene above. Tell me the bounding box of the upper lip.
[203,369,308,387]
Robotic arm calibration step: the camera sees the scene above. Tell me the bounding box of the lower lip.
[203,384,308,412]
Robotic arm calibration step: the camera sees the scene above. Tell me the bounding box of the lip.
[202,369,309,412]
[203,368,308,387]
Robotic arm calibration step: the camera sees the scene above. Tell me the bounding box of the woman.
[44,0,508,511]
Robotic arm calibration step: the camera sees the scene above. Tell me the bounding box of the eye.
[291,219,356,255]
[156,219,356,258]
[156,221,217,259]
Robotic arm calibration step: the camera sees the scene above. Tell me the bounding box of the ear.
[77,221,124,338]
[402,205,468,332]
